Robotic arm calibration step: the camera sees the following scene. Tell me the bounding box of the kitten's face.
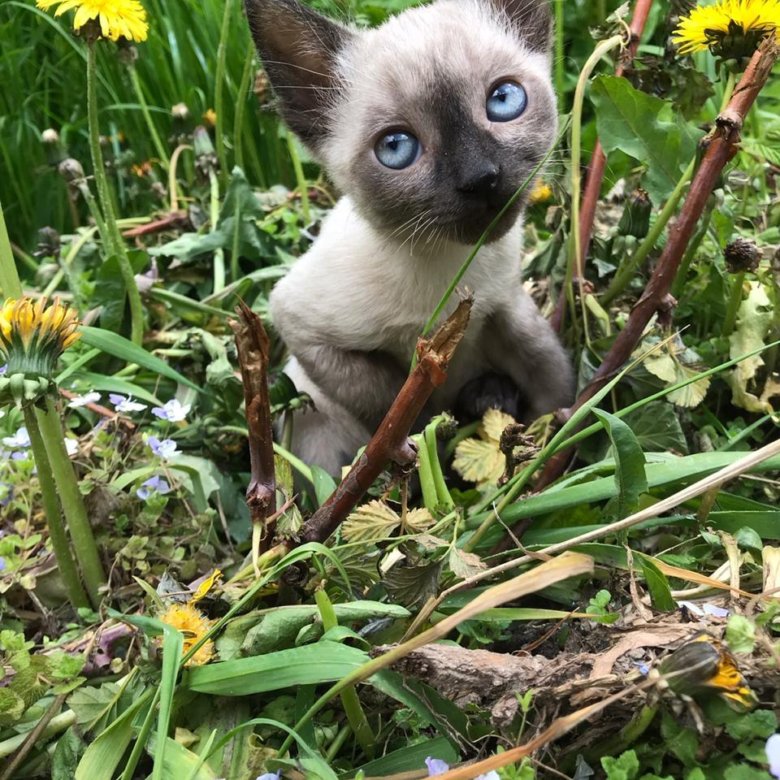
[246,0,556,246]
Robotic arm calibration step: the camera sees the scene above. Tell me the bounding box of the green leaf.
[52,727,86,780]
[153,737,218,780]
[310,465,337,506]
[358,737,457,774]
[75,691,153,780]
[726,614,756,654]
[593,409,648,517]
[184,641,370,695]
[79,326,201,392]
[75,374,163,406]
[591,75,702,203]
[602,749,640,780]
[635,554,675,612]
[724,709,777,740]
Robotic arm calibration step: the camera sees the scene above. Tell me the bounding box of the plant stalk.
[36,396,105,607]
[87,43,144,345]
[23,407,90,609]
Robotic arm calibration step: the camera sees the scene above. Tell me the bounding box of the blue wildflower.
[147,436,178,459]
[426,757,499,779]
[152,399,191,422]
[109,394,147,413]
[137,475,171,501]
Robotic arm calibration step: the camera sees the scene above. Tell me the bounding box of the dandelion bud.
[171,102,189,120]
[41,128,60,144]
[57,158,85,183]
[618,189,652,239]
[724,237,760,274]
[116,39,138,65]
[202,109,217,127]
[0,297,81,407]
[34,227,61,261]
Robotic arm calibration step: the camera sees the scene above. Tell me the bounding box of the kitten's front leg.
[294,343,408,432]
[481,294,574,421]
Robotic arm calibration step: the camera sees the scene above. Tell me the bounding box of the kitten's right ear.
[489,0,553,53]
[244,0,353,148]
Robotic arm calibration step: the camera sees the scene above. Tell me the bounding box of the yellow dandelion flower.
[0,297,81,405]
[202,109,217,127]
[159,603,216,666]
[673,0,780,58]
[36,0,149,43]
[529,179,554,205]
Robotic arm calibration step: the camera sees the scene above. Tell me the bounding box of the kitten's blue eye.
[486,82,527,122]
[375,131,420,169]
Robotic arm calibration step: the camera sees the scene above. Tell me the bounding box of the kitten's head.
[245,0,556,245]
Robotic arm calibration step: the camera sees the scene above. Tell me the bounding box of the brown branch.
[552,0,654,333]
[301,297,473,544]
[121,211,189,239]
[230,302,276,543]
[539,38,778,490]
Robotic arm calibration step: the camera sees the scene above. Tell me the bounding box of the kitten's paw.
[390,436,418,466]
[455,372,524,421]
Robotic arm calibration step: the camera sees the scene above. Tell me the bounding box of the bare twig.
[230,302,276,553]
[300,297,473,544]
[121,210,188,239]
[540,38,778,488]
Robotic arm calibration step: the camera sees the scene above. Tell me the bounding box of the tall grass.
[0,0,293,247]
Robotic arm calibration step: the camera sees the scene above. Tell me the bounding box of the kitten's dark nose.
[457,162,499,196]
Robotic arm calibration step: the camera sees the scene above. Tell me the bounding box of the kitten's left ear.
[244,0,354,149]
[489,0,553,53]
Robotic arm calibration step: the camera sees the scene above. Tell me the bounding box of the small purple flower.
[11,451,30,462]
[136,475,171,501]
[2,427,30,449]
[152,399,191,423]
[255,773,282,780]
[425,757,499,780]
[767,734,780,778]
[0,365,6,375]
[147,436,178,459]
[68,391,101,408]
[0,558,5,571]
[109,394,148,413]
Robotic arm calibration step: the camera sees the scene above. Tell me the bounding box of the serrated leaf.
[449,547,487,579]
[384,559,443,608]
[343,500,401,543]
[728,281,773,412]
[452,437,505,485]
[479,408,515,443]
[401,507,435,534]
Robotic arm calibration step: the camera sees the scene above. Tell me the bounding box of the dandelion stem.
[215,0,237,184]
[209,169,225,293]
[36,396,105,608]
[567,34,625,342]
[0,197,23,298]
[723,270,746,336]
[86,43,144,345]
[23,408,90,609]
[128,65,170,168]
[234,49,255,174]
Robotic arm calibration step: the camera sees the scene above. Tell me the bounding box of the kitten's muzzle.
[456,161,499,198]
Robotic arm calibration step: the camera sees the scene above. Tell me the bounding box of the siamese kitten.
[245,0,573,475]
